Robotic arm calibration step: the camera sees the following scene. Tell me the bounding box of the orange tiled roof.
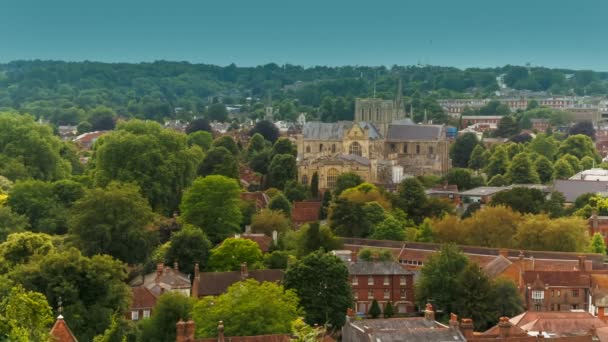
[131,286,157,310]
[50,316,78,342]
[291,201,321,224]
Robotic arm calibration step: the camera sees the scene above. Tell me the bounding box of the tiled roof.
[522,271,591,288]
[196,270,284,297]
[239,233,273,253]
[129,265,191,295]
[291,201,321,224]
[386,124,444,141]
[131,286,157,310]
[508,311,607,335]
[302,121,380,140]
[196,335,291,342]
[347,261,412,275]
[50,316,78,342]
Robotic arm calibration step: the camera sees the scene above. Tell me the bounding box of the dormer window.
[531,290,544,300]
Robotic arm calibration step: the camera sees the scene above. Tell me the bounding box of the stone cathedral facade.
[296,86,451,190]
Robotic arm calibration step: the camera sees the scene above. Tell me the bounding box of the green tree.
[272,138,297,157]
[283,180,310,202]
[370,215,406,241]
[444,168,485,191]
[207,238,264,271]
[558,134,600,161]
[507,152,540,184]
[186,118,211,134]
[268,154,297,189]
[165,225,212,275]
[454,263,495,330]
[492,278,524,318]
[333,172,364,197]
[288,222,343,258]
[192,279,301,338]
[450,132,479,168]
[553,158,575,179]
[485,145,510,179]
[368,299,381,318]
[561,154,581,173]
[589,232,606,254]
[284,251,352,329]
[394,178,427,224]
[0,285,53,342]
[199,146,239,179]
[139,292,195,342]
[7,179,70,234]
[69,182,155,264]
[468,144,487,170]
[0,207,29,242]
[92,120,203,213]
[180,175,243,244]
[250,120,279,143]
[320,190,332,220]
[357,248,393,262]
[487,174,508,186]
[0,232,55,268]
[415,218,435,242]
[212,135,239,156]
[528,133,559,161]
[269,193,292,218]
[535,155,554,183]
[207,103,229,122]
[0,113,71,181]
[416,244,468,318]
[11,248,131,341]
[246,133,268,155]
[187,131,213,151]
[581,156,595,170]
[379,303,393,320]
[514,215,589,252]
[310,172,319,199]
[251,209,291,236]
[495,116,519,137]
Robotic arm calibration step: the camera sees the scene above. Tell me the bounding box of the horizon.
[2,0,608,71]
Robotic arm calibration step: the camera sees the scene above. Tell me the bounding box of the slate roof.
[482,255,513,278]
[347,261,412,275]
[50,316,78,342]
[302,121,352,140]
[386,124,444,141]
[343,318,465,342]
[553,179,608,203]
[196,269,284,297]
[302,121,381,140]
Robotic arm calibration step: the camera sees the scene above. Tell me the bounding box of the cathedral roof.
[386,124,444,141]
[302,121,381,140]
[302,121,352,140]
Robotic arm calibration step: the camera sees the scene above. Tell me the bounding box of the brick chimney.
[218,321,225,342]
[156,263,164,282]
[185,320,195,341]
[240,263,248,280]
[498,317,512,338]
[449,313,459,330]
[351,250,357,262]
[460,318,474,339]
[424,303,435,321]
[592,210,599,230]
[499,249,509,258]
[579,255,587,271]
[176,320,186,342]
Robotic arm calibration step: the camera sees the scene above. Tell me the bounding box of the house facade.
[347,261,415,315]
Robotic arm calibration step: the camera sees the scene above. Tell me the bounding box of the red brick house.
[347,261,415,315]
[523,271,591,312]
[127,286,157,321]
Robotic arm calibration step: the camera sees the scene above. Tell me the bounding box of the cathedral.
[296,84,451,190]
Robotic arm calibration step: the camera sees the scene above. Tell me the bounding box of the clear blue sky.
[1,0,607,70]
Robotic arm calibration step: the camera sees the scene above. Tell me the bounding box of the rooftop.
[347,261,412,275]
[386,123,444,141]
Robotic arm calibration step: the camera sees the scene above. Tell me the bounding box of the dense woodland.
[2,61,608,128]
[2,61,608,341]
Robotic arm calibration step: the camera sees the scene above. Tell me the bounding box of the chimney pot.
[449,313,459,329]
[460,318,474,339]
[498,316,512,338]
[218,321,225,342]
[424,303,435,321]
[499,249,509,258]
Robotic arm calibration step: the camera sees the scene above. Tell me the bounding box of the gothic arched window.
[331,144,336,153]
[349,142,362,156]
[301,175,308,185]
[327,168,339,189]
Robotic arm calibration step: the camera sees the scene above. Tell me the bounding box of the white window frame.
[531,290,544,300]
[131,310,139,321]
[143,309,150,319]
